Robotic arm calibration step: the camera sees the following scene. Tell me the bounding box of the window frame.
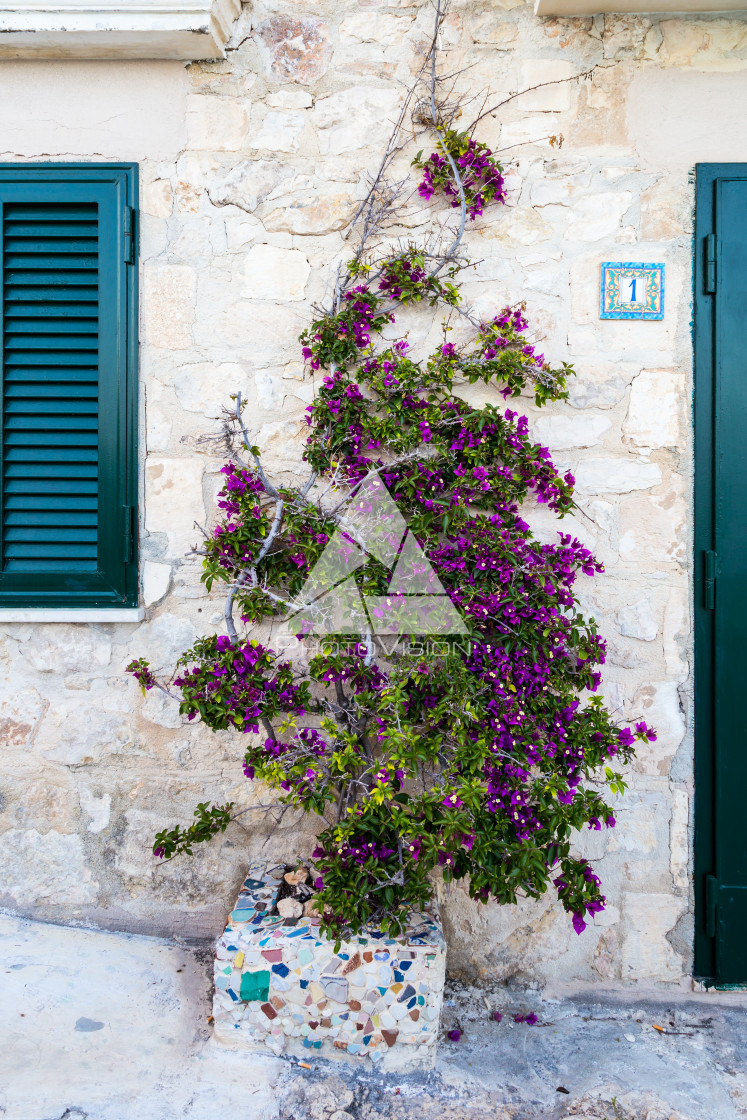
[0,162,139,611]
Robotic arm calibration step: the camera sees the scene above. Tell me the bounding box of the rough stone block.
[0,828,99,907]
[0,687,45,747]
[20,625,111,674]
[243,245,310,302]
[267,90,313,110]
[567,364,629,410]
[213,863,446,1071]
[624,370,682,449]
[264,193,357,235]
[142,265,196,350]
[339,13,414,44]
[498,116,558,149]
[142,561,172,608]
[529,412,611,450]
[249,110,306,154]
[574,457,662,494]
[172,361,247,414]
[256,17,332,86]
[79,788,111,834]
[670,787,690,895]
[479,205,552,246]
[630,680,686,774]
[567,192,633,242]
[618,479,687,564]
[140,687,183,730]
[33,689,132,766]
[470,17,518,46]
[144,457,205,560]
[142,177,174,218]
[129,613,200,674]
[620,892,685,982]
[186,94,250,151]
[209,159,287,213]
[616,597,658,642]
[313,87,401,156]
[517,60,573,111]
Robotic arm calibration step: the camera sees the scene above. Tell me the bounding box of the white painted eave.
[0,1,242,60]
[536,0,747,13]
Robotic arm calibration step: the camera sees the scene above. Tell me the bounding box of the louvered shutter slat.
[2,200,99,573]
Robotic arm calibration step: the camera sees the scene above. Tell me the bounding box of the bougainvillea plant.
[127,1,655,944]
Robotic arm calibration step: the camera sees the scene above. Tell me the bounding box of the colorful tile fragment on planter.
[212,862,446,1071]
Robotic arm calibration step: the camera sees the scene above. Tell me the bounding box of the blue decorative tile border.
[600,261,664,320]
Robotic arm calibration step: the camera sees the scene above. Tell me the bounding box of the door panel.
[695,164,747,984]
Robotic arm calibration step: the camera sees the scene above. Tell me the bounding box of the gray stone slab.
[1,913,745,1120]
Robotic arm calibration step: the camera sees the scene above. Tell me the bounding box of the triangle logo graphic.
[339,470,407,568]
[293,575,368,636]
[300,529,368,604]
[284,470,467,638]
[388,530,446,595]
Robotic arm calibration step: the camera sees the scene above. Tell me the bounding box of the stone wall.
[4,0,747,988]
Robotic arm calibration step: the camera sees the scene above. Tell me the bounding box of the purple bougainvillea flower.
[447,1029,462,1042]
[514,1013,525,1023]
[492,1011,503,1022]
[525,1013,538,1026]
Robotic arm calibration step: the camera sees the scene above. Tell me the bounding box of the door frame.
[693,162,717,982]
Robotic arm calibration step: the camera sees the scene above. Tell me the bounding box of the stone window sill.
[0,608,145,622]
[0,1,242,60]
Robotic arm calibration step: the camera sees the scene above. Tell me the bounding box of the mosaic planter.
[212,861,446,1071]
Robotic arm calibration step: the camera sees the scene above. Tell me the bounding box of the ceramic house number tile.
[600,261,664,320]
[212,862,446,1071]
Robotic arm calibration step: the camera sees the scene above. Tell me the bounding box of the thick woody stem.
[224,495,284,642]
[224,581,241,643]
[235,391,279,499]
[429,0,467,264]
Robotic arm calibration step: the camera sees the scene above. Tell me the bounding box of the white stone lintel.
[0,1,242,60]
[0,607,145,622]
[536,0,745,12]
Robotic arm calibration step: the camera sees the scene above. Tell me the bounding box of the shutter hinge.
[123,205,136,264]
[122,505,135,564]
[705,874,719,938]
[704,549,716,610]
[704,233,717,294]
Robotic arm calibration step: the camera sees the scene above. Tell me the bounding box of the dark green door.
[695,164,747,984]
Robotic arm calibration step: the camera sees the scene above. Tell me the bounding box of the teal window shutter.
[0,164,138,608]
